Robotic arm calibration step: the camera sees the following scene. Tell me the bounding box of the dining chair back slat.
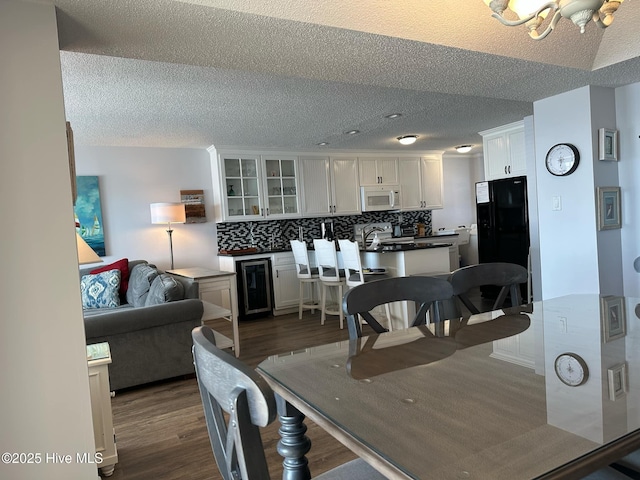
[342,276,454,340]
[449,263,529,314]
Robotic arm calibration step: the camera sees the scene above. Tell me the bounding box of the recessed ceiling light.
[455,145,473,153]
[344,130,360,135]
[316,142,329,146]
[385,113,402,119]
[397,135,418,145]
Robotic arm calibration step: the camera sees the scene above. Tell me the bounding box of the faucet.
[361,225,386,249]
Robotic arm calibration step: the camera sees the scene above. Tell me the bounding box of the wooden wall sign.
[181,189,206,223]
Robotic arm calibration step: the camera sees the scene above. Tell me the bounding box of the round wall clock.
[545,143,580,176]
[554,352,589,387]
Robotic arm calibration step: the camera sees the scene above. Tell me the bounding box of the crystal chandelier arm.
[529,9,564,40]
[491,1,558,27]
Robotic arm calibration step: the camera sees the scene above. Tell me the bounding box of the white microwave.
[360,185,400,212]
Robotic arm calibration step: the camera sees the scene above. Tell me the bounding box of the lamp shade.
[150,202,186,224]
[76,233,102,265]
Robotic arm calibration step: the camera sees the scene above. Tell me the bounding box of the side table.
[167,267,240,357]
[86,342,118,477]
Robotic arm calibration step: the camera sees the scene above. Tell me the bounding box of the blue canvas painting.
[74,176,105,256]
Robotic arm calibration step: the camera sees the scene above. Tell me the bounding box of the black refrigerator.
[476,176,530,297]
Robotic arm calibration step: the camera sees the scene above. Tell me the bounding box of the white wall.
[432,153,483,230]
[75,146,219,271]
[533,86,623,299]
[0,2,98,478]
[534,87,600,298]
[616,82,640,296]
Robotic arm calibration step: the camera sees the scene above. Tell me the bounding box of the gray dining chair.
[342,276,454,340]
[192,325,387,480]
[449,262,529,315]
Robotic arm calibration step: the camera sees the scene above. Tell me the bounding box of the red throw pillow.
[91,258,130,296]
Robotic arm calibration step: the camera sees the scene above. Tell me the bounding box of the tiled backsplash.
[216,211,432,251]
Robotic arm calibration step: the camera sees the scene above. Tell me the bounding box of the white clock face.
[555,353,588,387]
[546,144,579,176]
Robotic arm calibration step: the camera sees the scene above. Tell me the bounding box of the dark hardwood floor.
[105,310,361,480]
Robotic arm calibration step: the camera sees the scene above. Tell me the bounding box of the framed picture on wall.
[608,363,628,401]
[74,176,106,257]
[601,295,626,342]
[597,186,621,231]
[598,128,618,161]
[180,189,206,223]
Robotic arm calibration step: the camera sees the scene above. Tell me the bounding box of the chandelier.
[483,0,624,40]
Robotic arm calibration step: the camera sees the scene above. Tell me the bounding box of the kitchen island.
[359,241,452,277]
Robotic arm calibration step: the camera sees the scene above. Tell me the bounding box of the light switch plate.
[552,195,562,211]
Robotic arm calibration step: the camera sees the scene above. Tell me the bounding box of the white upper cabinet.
[262,155,300,218]
[299,156,360,216]
[398,155,443,210]
[398,157,422,210]
[480,120,526,180]
[358,157,399,185]
[421,156,444,209]
[219,154,264,221]
[299,155,331,216]
[217,152,301,221]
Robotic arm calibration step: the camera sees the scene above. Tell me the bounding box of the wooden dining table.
[257,294,640,479]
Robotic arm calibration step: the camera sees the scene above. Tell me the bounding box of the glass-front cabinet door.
[262,156,300,218]
[222,155,263,220]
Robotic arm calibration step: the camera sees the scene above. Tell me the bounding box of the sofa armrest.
[84,298,203,339]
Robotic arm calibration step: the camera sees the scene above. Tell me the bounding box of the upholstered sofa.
[80,259,203,390]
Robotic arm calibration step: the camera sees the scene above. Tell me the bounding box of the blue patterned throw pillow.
[81,269,121,309]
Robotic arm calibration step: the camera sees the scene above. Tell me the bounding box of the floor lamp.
[150,202,186,270]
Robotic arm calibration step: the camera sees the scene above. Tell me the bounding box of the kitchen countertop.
[367,241,452,252]
[217,236,454,256]
[218,247,292,257]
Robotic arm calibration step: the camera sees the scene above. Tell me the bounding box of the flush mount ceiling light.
[397,135,418,145]
[455,145,473,153]
[385,113,403,119]
[344,129,360,135]
[316,141,329,146]
[484,0,624,40]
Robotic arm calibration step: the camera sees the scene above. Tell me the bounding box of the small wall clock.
[546,143,580,176]
[555,352,589,386]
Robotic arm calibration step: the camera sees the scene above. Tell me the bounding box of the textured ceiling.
[53,0,640,153]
